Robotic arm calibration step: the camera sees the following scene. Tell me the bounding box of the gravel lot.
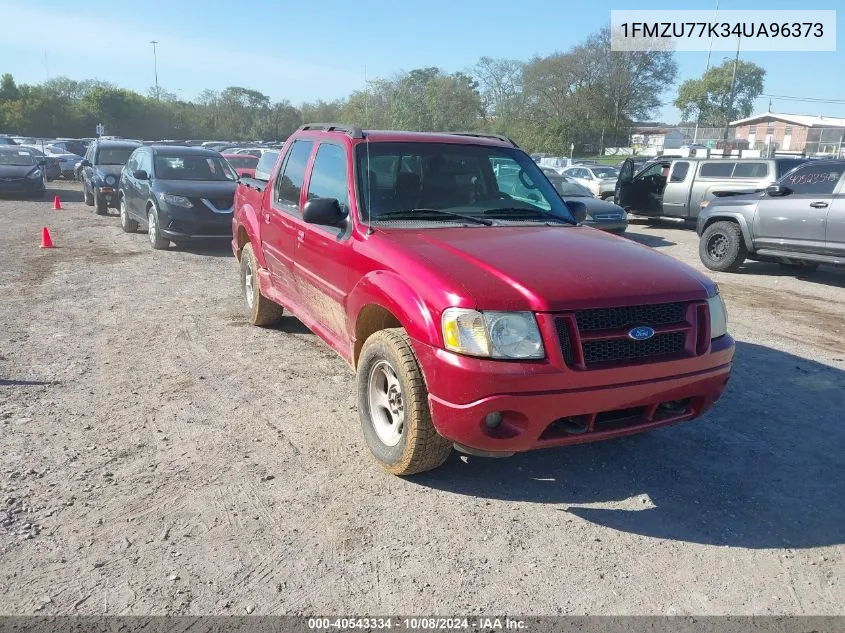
[1,182,843,615]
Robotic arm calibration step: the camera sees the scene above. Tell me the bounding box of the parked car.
[222,153,258,178]
[45,150,83,179]
[548,175,628,234]
[252,150,280,181]
[697,159,845,273]
[0,136,17,145]
[231,124,734,475]
[19,146,60,181]
[0,147,47,198]
[118,145,238,249]
[562,165,619,199]
[80,139,142,214]
[616,156,809,220]
[47,139,89,157]
[537,156,571,175]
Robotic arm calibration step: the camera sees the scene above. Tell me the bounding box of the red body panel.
[231,129,735,453]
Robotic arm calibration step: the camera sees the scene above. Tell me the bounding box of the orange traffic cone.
[40,227,54,249]
[53,195,62,210]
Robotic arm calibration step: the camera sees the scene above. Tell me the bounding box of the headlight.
[707,292,728,339]
[27,169,42,179]
[700,200,710,209]
[158,193,193,208]
[441,308,545,360]
[104,175,117,186]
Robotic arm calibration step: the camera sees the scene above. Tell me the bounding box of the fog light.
[484,412,503,429]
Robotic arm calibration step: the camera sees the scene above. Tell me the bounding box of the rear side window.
[699,162,735,178]
[275,141,314,210]
[732,162,768,178]
[780,162,844,195]
[307,143,349,207]
[776,159,806,179]
[669,162,689,182]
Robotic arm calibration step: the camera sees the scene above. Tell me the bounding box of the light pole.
[150,40,160,101]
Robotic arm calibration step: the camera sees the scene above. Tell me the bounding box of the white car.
[561,165,619,199]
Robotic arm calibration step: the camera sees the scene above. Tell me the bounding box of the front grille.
[575,302,685,331]
[582,332,686,366]
[555,320,576,365]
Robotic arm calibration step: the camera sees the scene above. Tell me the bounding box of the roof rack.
[450,132,519,148]
[297,123,364,139]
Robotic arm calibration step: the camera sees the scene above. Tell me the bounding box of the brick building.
[731,112,845,156]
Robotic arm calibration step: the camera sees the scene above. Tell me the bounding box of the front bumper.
[0,178,45,196]
[412,333,734,454]
[158,202,232,240]
[583,218,627,233]
[93,185,120,208]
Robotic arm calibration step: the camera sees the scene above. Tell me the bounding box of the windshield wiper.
[483,206,577,225]
[374,209,494,226]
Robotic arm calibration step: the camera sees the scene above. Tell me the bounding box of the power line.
[761,93,845,105]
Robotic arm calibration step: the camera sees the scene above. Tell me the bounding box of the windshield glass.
[554,179,594,197]
[226,155,259,169]
[97,146,137,165]
[0,150,37,166]
[592,167,618,178]
[355,143,574,225]
[154,154,236,181]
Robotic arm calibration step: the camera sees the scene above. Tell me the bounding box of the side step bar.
[754,249,844,266]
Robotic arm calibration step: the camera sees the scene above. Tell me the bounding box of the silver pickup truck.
[615,156,807,220]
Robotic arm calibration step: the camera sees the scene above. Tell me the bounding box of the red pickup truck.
[231,124,734,475]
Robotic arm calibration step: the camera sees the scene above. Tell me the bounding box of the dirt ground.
[1,182,843,616]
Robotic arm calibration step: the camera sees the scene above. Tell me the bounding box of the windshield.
[355,142,575,225]
[592,167,618,179]
[554,179,594,197]
[225,155,259,169]
[154,154,237,181]
[0,150,37,166]
[97,146,137,165]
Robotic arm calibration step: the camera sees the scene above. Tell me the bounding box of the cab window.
[275,140,314,212]
[669,162,690,182]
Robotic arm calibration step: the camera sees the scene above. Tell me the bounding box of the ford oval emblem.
[628,326,655,341]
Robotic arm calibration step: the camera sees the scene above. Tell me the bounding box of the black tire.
[357,328,452,476]
[699,220,747,272]
[83,183,94,206]
[93,189,108,215]
[119,195,138,233]
[779,261,820,273]
[147,205,170,250]
[240,243,284,326]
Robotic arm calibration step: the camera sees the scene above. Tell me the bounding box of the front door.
[752,161,843,254]
[824,177,845,255]
[616,161,664,215]
[295,142,353,346]
[262,139,314,305]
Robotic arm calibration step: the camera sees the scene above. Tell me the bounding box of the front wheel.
[357,328,452,476]
[699,221,747,272]
[240,243,284,326]
[147,207,170,250]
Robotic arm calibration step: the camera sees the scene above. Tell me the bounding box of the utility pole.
[692,0,720,145]
[150,41,160,101]
[723,35,741,141]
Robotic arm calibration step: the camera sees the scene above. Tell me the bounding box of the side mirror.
[568,201,589,224]
[302,197,347,227]
[766,183,791,197]
[81,159,91,167]
[133,169,149,180]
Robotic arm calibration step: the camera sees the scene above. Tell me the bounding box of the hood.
[0,164,39,178]
[152,179,237,198]
[374,225,715,312]
[563,197,625,217]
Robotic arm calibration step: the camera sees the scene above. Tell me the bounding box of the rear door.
[134,150,153,218]
[660,160,692,218]
[262,139,314,303]
[294,142,354,345]
[823,167,845,254]
[752,161,842,254]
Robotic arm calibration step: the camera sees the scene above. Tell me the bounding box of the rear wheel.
[699,221,747,272]
[119,195,138,233]
[357,328,452,476]
[241,243,284,326]
[147,207,170,250]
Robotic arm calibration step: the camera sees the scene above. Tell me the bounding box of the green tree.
[674,59,765,130]
[0,73,20,101]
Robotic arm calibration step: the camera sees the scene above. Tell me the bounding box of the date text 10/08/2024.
[307,617,528,630]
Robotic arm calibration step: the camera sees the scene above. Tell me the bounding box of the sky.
[1,0,843,124]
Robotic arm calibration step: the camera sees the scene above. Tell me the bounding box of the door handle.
[809,201,829,208]
[263,212,270,224]
[297,230,305,243]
